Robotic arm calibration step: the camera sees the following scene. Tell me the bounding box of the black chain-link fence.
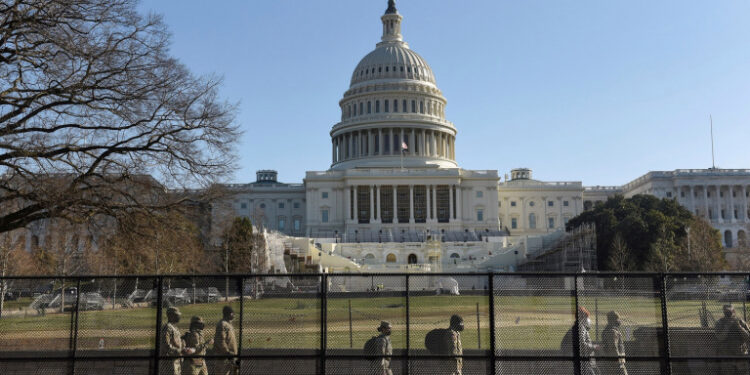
[0,273,749,374]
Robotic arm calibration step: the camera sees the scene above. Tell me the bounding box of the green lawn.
[0,294,743,353]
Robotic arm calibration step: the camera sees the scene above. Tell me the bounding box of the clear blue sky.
[139,0,750,186]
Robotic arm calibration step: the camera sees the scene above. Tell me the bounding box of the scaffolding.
[517,223,598,272]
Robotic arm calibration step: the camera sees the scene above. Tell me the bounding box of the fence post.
[320,274,327,375]
[348,299,353,348]
[572,274,581,375]
[488,272,496,375]
[71,278,82,375]
[237,276,244,371]
[153,277,163,375]
[659,273,672,375]
[405,273,410,375]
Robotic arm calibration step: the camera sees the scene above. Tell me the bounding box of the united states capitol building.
[214,1,750,272]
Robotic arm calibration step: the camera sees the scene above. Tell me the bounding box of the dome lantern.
[380,0,404,46]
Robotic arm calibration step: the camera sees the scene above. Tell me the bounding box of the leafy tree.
[566,194,723,271]
[0,0,238,234]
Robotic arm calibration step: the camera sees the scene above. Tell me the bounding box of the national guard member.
[182,316,213,375]
[364,321,393,375]
[447,314,464,375]
[600,311,628,375]
[715,304,750,374]
[161,307,184,375]
[213,306,239,375]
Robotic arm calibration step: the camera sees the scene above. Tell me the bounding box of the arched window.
[411,100,416,113]
[359,102,363,115]
[402,99,407,112]
[393,99,398,112]
[739,230,747,247]
[407,254,418,264]
[384,100,389,112]
[450,253,460,259]
[420,101,424,114]
[375,100,380,113]
[367,101,372,114]
[386,253,397,263]
[529,213,536,229]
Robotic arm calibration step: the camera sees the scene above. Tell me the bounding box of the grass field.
[0,294,745,353]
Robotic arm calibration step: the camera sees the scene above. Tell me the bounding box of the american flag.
[401,141,408,150]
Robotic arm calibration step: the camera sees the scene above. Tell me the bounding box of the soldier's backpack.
[363,335,382,355]
[424,328,452,354]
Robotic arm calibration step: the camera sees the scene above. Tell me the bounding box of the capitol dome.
[329,0,457,170]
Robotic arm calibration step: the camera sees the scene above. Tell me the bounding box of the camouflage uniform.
[600,317,628,375]
[183,316,212,375]
[715,307,750,374]
[447,328,463,375]
[213,317,238,375]
[160,321,184,375]
[367,333,393,375]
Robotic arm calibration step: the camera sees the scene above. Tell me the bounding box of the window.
[359,102,363,114]
[411,100,416,113]
[402,99,407,112]
[548,217,555,229]
[707,191,711,198]
[386,253,397,263]
[563,201,569,207]
[511,218,518,229]
[277,202,283,209]
[293,218,301,231]
[420,101,424,114]
[529,213,536,229]
[720,192,724,198]
[529,201,535,207]
[407,254,418,264]
[511,201,517,207]
[477,209,484,222]
[681,191,685,198]
[394,99,398,112]
[384,100,389,112]
[450,253,460,259]
[240,203,247,209]
[375,100,380,113]
[260,203,266,209]
[367,101,372,114]
[476,191,483,198]
[293,202,300,209]
[548,201,554,207]
[322,192,328,199]
[278,217,285,231]
[666,192,672,198]
[321,209,329,223]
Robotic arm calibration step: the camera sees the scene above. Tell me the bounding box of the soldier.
[364,321,393,375]
[447,314,464,375]
[182,316,214,375]
[213,306,239,375]
[715,304,750,374]
[161,307,184,375]
[600,311,628,375]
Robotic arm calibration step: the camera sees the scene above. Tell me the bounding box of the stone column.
[370,185,375,222]
[702,185,708,219]
[332,139,335,163]
[426,185,432,221]
[392,185,398,223]
[353,186,359,222]
[716,185,723,223]
[431,185,437,221]
[520,197,526,230]
[456,186,462,222]
[449,185,454,221]
[345,186,351,221]
[743,185,749,222]
[542,195,548,232]
[375,185,381,223]
[409,185,415,223]
[558,196,563,228]
[431,131,437,157]
[378,129,382,155]
[729,185,735,222]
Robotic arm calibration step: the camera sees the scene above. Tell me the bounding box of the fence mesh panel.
[0,278,73,356]
[76,277,157,356]
[3,273,750,375]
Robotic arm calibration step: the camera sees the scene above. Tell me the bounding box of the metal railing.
[1,272,749,374]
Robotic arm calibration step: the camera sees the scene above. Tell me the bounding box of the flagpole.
[400,148,404,170]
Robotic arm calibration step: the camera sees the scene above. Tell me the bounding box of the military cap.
[190,316,204,325]
[723,304,735,312]
[223,305,234,315]
[377,321,392,332]
[166,307,181,316]
[607,311,620,322]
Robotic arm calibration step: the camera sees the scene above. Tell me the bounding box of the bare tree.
[0,0,238,234]
[607,232,631,272]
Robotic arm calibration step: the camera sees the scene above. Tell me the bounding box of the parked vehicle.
[79,293,106,311]
[193,287,220,303]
